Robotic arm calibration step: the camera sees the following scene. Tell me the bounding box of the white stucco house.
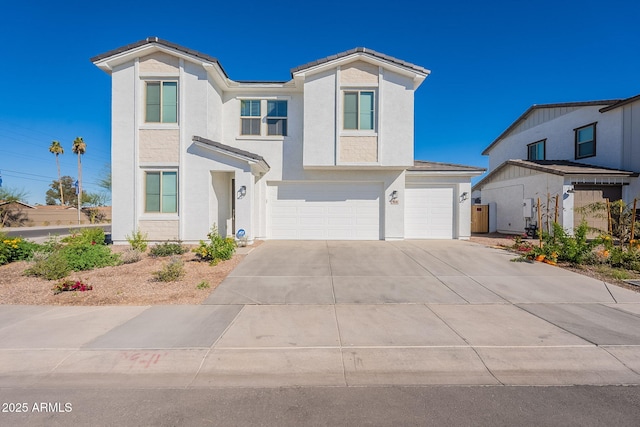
[474,95,640,234]
[92,37,484,243]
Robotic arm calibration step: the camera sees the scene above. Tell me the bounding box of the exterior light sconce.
[389,190,399,205]
[237,185,247,199]
[459,192,469,203]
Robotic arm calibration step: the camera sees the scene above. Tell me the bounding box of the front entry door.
[231,178,236,235]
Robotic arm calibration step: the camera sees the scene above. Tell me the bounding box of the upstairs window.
[240,100,261,135]
[575,123,596,159]
[145,171,177,213]
[344,91,375,130]
[527,140,545,160]
[146,81,178,123]
[267,100,288,136]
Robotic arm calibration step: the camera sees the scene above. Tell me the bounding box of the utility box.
[523,198,534,218]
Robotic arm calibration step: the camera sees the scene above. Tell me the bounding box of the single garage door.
[405,186,454,239]
[268,182,381,240]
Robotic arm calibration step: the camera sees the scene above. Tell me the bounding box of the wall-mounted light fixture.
[389,190,399,205]
[237,185,247,199]
[459,192,469,203]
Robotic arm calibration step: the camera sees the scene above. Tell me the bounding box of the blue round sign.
[236,229,246,238]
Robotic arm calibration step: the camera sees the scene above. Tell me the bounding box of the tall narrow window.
[240,100,261,135]
[267,100,288,136]
[343,91,375,130]
[527,140,545,160]
[146,81,178,123]
[575,123,596,159]
[145,171,178,213]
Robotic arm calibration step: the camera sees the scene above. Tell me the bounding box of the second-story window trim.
[575,122,597,159]
[145,80,178,123]
[239,98,288,137]
[527,139,546,161]
[343,90,375,131]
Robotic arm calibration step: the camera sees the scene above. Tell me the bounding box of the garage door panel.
[405,186,454,239]
[268,182,381,240]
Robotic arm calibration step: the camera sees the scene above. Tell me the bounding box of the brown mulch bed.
[471,233,640,293]
[0,242,261,306]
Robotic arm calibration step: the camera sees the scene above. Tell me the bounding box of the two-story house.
[474,95,640,234]
[92,37,484,243]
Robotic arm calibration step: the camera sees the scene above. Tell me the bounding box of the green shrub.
[193,226,236,265]
[61,243,120,271]
[24,251,71,280]
[153,256,185,282]
[150,241,187,257]
[126,230,148,252]
[540,222,599,265]
[0,234,39,265]
[196,281,210,290]
[62,228,106,246]
[607,247,640,271]
[120,248,143,264]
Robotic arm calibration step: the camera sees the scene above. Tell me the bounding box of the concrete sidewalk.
[2,240,640,388]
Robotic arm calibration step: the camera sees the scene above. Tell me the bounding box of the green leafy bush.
[61,243,121,271]
[542,222,599,265]
[607,247,640,271]
[126,230,148,252]
[150,241,187,257]
[24,251,71,280]
[193,226,236,265]
[62,228,106,246]
[153,256,185,282]
[0,234,39,265]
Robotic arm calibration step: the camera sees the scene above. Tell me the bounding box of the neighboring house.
[474,95,640,234]
[92,37,484,243]
[0,203,112,227]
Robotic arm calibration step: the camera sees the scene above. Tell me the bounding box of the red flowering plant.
[52,279,93,295]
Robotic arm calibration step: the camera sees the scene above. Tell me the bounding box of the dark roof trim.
[91,37,230,78]
[192,135,269,166]
[600,93,640,112]
[409,160,486,173]
[474,159,637,191]
[482,100,621,155]
[291,47,429,76]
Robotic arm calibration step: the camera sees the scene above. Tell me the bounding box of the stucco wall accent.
[139,52,179,74]
[138,220,179,240]
[139,129,180,163]
[340,136,378,162]
[340,61,379,85]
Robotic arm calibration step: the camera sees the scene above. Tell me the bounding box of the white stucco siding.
[488,106,623,171]
[379,70,414,167]
[303,69,337,167]
[480,172,564,234]
[622,100,640,173]
[111,62,137,243]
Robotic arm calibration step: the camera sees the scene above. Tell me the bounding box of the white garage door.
[405,186,454,239]
[268,182,381,240]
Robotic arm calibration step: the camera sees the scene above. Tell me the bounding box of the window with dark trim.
[240,100,261,135]
[575,123,596,159]
[527,139,545,160]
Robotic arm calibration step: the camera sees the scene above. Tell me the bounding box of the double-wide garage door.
[405,186,454,239]
[268,182,381,240]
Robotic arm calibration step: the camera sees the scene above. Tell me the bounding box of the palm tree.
[48,140,65,205]
[72,137,86,224]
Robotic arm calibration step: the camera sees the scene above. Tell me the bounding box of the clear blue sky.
[1,0,639,205]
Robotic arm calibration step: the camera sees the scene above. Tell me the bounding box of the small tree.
[46,176,77,206]
[48,140,65,205]
[72,137,86,224]
[577,199,638,244]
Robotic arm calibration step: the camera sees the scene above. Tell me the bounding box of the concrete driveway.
[2,240,640,388]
